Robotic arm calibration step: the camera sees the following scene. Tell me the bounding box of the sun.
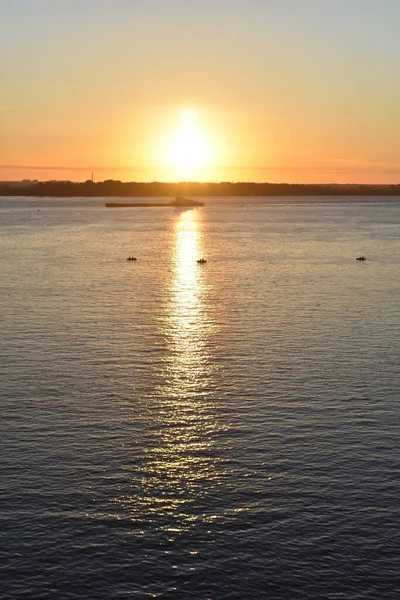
[162,108,212,180]
[169,109,207,170]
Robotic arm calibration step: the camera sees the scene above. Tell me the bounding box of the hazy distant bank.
[2,180,400,199]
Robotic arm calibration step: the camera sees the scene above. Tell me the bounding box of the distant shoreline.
[1,180,400,198]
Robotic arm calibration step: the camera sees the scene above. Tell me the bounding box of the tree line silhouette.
[1,180,400,197]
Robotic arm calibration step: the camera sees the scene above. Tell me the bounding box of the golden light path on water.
[119,209,223,535]
[166,208,214,396]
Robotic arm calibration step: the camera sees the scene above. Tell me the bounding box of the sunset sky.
[1,0,400,183]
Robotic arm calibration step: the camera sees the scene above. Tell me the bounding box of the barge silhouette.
[105,196,204,208]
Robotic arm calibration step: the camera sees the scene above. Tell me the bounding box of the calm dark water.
[1,197,399,599]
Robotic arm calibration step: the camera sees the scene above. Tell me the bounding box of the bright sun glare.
[163,108,212,180]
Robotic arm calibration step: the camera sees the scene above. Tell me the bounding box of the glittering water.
[1,197,399,599]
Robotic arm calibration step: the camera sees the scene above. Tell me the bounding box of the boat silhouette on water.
[106,197,204,208]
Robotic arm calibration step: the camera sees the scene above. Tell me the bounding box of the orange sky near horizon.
[2,1,400,184]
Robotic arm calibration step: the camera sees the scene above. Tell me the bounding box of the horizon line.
[2,179,400,187]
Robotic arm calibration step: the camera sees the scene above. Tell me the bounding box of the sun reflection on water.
[116,209,224,534]
[166,208,213,396]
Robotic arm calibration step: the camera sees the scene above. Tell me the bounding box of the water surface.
[1,197,399,599]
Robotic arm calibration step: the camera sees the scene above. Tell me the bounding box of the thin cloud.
[0,165,146,172]
[2,163,400,176]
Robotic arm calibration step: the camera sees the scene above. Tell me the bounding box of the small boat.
[197,258,207,264]
[127,257,137,261]
[356,256,366,261]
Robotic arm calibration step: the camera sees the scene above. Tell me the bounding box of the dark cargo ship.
[105,196,204,208]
